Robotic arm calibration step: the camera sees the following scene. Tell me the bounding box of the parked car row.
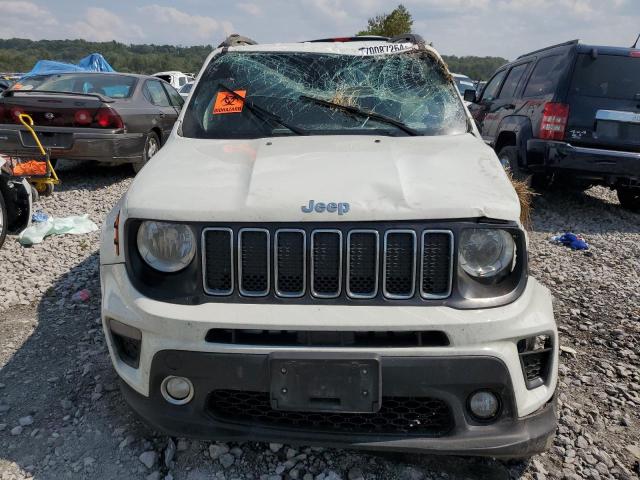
[0,72,184,173]
[465,40,640,211]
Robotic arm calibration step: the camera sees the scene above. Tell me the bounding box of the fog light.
[468,390,500,420]
[161,376,194,405]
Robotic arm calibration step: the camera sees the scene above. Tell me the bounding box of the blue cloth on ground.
[551,232,589,250]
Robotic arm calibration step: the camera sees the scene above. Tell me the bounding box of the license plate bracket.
[269,353,381,413]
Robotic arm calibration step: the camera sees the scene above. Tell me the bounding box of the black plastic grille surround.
[347,231,379,297]
[203,229,233,295]
[421,232,453,298]
[239,229,269,295]
[275,230,306,296]
[311,231,342,297]
[384,232,416,298]
[208,390,454,435]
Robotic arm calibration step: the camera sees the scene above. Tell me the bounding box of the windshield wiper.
[217,83,305,135]
[299,94,420,136]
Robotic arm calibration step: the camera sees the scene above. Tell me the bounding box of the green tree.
[358,4,413,37]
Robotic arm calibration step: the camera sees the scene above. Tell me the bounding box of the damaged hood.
[125,133,520,223]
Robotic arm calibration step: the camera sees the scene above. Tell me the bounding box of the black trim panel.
[124,219,528,310]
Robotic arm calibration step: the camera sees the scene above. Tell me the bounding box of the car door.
[468,69,508,144]
[161,82,185,117]
[482,62,531,144]
[143,79,177,141]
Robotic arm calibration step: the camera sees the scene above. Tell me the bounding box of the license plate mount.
[269,353,381,413]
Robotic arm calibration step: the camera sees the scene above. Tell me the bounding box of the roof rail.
[305,33,424,44]
[306,36,388,43]
[218,34,258,48]
[390,33,425,44]
[517,39,579,59]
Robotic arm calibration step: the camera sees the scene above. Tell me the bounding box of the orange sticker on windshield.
[213,90,246,114]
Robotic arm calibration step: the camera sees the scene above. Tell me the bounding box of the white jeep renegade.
[100,35,558,457]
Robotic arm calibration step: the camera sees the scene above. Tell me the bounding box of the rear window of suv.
[570,54,640,100]
[523,55,564,98]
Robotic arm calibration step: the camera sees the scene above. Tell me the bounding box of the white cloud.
[0,1,58,38]
[238,3,262,15]
[302,0,349,22]
[70,7,144,43]
[138,5,222,41]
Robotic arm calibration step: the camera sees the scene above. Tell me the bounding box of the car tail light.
[630,50,640,58]
[539,103,569,141]
[94,107,124,129]
[74,109,93,125]
[10,107,24,123]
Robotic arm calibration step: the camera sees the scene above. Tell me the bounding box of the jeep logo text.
[301,200,350,215]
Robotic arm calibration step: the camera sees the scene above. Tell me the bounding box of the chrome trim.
[202,227,234,296]
[310,229,343,299]
[596,109,640,124]
[274,229,306,298]
[382,229,417,300]
[346,229,379,299]
[420,230,454,300]
[238,228,270,297]
[160,376,195,406]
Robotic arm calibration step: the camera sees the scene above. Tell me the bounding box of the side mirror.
[463,89,477,103]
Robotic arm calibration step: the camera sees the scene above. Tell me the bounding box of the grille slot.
[383,230,417,299]
[205,329,449,347]
[275,230,306,297]
[347,230,379,299]
[421,231,454,299]
[203,228,234,295]
[208,390,453,436]
[311,230,342,298]
[238,229,270,296]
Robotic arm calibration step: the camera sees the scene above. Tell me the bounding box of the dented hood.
[125,133,520,223]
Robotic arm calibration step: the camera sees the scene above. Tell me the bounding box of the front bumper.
[122,352,557,458]
[0,125,145,163]
[101,263,558,457]
[528,139,640,184]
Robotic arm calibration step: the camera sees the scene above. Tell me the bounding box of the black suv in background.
[467,40,640,212]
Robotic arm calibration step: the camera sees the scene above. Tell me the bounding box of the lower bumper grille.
[208,390,453,435]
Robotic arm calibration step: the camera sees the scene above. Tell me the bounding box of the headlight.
[459,229,515,278]
[137,221,196,273]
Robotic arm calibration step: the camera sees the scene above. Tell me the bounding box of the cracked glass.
[182,49,468,139]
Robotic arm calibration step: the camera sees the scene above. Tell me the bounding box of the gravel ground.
[0,161,639,480]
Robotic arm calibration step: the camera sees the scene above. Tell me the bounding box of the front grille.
[239,229,270,296]
[421,231,454,298]
[311,230,342,298]
[383,231,416,299]
[208,390,453,435]
[203,228,233,295]
[201,226,454,301]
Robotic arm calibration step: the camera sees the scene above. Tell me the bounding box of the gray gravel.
[0,161,639,479]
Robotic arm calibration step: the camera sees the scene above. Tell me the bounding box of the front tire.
[132,132,160,174]
[617,186,640,213]
[498,146,531,185]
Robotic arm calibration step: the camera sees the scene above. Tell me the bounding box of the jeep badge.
[301,200,350,215]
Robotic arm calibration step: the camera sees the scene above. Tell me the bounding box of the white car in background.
[453,73,476,105]
[178,82,194,99]
[101,35,558,458]
[152,71,194,90]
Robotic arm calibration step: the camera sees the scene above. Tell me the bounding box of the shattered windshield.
[181,50,468,139]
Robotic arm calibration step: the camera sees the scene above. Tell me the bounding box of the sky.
[0,0,639,59]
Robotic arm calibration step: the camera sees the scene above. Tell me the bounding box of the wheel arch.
[495,116,534,168]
